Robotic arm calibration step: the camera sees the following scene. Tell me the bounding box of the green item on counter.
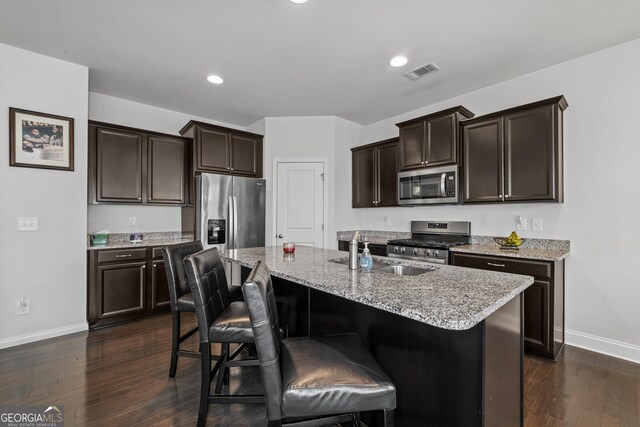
[91,234,109,246]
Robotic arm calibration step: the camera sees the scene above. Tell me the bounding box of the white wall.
[263,116,362,249]
[335,38,640,362]
[87,92,245,232]
[0,43,89,347]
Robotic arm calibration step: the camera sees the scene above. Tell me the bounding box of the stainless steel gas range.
[387,220,471,264]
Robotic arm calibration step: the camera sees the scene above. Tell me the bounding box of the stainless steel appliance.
[387,220,470,264]
[195,173,266,283]
[397,165,459,205]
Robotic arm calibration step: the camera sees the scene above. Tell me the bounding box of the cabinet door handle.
[230,167,234,171]
[153,263,157,268]
[505,195,511,198]
[138,197,141,200]
[115,254,132,258]
[487,262,506,267]
[142,265,146,269]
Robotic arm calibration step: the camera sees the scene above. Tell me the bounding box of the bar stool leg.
[383,409,394,427]
[197,342,212,427]
[169,311,180,378]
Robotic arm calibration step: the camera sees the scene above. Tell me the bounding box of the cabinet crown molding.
[395,105,475,128]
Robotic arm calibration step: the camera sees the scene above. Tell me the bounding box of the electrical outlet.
[129,217,137,226]
[532,218,543,231]
[515,215,527,231]
[17,217,38,231]
[16,297,30,315]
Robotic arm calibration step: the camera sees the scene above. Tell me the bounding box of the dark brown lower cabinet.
[451,252,564,360]
[88,246,172,329]
[337,240,387,256]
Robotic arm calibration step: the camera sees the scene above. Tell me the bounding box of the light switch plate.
[129,217,137,226]
[532,218,543,231]
[17,217,38,231]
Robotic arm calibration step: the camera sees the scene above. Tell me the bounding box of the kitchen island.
[226,246,533,426]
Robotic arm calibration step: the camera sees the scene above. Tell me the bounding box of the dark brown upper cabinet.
[179,121,263,177]
[88,121,189,205]
[147,136,185,205]
[352,138,399,208]
[462,96,568,204]
[396,106,474,171]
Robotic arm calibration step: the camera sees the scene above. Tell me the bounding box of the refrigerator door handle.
[233,196,238,249]
[228,195,234,249]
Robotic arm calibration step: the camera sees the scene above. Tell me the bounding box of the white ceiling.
[1,1,640,127]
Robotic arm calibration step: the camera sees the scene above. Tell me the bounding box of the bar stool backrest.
[242,261,283,421]
[184,247,231,343]
[162,241,204,311]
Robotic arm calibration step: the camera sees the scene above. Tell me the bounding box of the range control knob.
[393,247,398,253]
[400,247,406,254]
[412,248,418,255]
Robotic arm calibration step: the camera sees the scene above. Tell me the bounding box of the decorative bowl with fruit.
[494,231,525,250]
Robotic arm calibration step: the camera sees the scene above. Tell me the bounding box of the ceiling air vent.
[403,62,440,81]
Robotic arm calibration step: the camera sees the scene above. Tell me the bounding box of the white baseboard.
[566,329,640,364]
[0,323,88,350]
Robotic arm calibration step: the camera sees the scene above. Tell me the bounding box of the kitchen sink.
[329,258,433,276]
[376,265,432,276]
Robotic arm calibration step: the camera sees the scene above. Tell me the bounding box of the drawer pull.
[487,262,506,267]
[115,254,132,258]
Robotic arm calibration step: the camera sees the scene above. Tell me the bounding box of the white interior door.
[276,162,325,248]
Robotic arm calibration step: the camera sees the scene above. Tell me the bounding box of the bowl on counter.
[493,237,525,250]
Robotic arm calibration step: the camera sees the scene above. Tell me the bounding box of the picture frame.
[9,107,74,171]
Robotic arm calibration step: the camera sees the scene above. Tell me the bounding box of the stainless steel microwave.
[398,165,459,205]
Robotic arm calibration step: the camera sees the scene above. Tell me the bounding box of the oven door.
[398,166,459,205]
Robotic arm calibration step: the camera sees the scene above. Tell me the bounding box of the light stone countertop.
[225,246,533,331]
[87,231,193,251]
[337,230,570,262]
[450,244,569,262]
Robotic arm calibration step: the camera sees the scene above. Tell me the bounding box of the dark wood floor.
[1,314,638,426]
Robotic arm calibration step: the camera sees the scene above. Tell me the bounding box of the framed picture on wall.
[9,107,74,171]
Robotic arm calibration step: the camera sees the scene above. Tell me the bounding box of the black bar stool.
[162,241,204,377]
[184,247,262,427]
[242,261,397,427]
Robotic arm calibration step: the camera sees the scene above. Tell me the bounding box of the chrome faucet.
[349,231,360,270]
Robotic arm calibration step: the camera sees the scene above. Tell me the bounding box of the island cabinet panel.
[147,136,185,204]
[396,106,474,171]
[451,252,564,360]
[462,96,567,204]
[180,120,264,177]
[88,121,189,206]
[351,138,398,208]
[88,246,172,329]
[249,264,523,427]
[95,127,143,203]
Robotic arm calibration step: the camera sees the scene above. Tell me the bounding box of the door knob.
[277,234,284,239]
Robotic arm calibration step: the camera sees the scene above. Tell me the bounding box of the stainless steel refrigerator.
[195,173,266,284]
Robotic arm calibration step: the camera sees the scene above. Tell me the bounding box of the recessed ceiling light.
[206,75,224,85]
[290,0,308,3]
[389,56,408,68]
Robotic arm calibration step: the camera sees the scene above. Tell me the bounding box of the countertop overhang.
[225,246,533,331]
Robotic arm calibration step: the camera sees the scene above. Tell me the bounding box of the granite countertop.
[336,230,410,245]
[451,236,570,261]
[87,232,193,251]
[224,246,533,331]
[337,231,571,262]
